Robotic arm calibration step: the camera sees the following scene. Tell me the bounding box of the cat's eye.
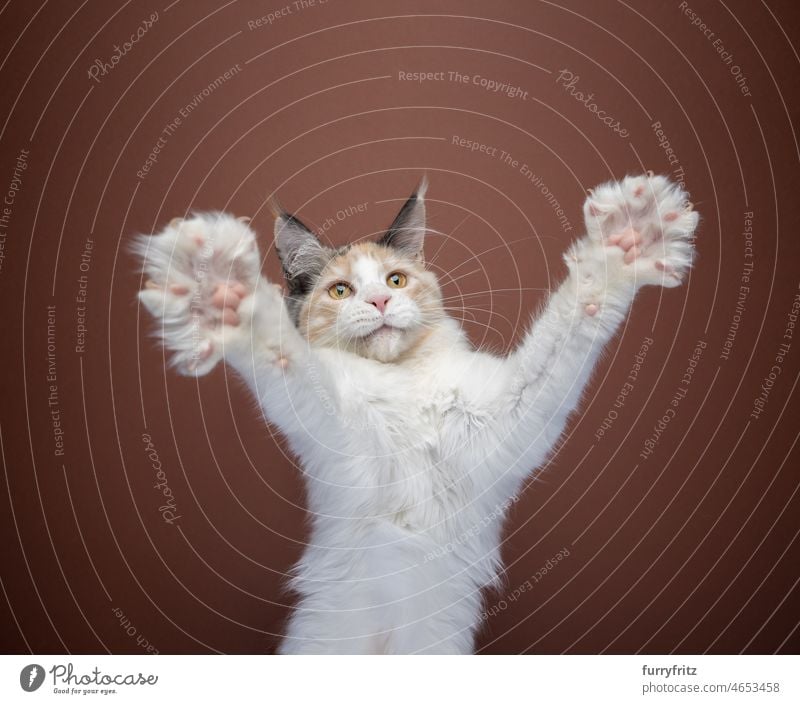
[386,272,407,288]
[328,282,352,300]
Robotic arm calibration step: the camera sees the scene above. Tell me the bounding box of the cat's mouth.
[363,323,400,339]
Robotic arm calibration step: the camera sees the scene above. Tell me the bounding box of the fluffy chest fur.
[298,338,510,534]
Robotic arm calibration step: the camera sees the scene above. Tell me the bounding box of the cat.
[134,174,699,654]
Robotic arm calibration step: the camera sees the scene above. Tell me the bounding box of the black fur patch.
[278,235,347,325]
[378,193,419,250]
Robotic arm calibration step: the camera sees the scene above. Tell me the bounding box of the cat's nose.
[367,294,391,314]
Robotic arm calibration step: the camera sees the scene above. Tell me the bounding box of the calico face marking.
[274,179,443,362]
[273,212,339,324]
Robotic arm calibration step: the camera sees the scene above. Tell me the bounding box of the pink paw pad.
[608,227,641,248]
[211,284,243,310]
[211,283,246,326]
[221,308,240,326]
[608,227,643,263]
[624,246,640,264]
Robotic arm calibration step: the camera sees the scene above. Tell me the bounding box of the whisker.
[437,267,484,287]
[413,315,513,344]
[426,214,472,265]
[442,306,518,331]
[429,235,538,276]
[439,286,551,303]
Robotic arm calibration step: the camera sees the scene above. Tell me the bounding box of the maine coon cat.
[135,174,699,654]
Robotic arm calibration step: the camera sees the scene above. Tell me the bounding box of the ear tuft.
[377,176,428,258]
[273,207,331,296]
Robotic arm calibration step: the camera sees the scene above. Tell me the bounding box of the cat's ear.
[377,176,428,259]
[272,204,331,294]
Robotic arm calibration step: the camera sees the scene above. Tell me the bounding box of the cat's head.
[274,179,443,362]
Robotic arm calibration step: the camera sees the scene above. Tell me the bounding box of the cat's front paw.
[583,174,699,288]
[135,213,261,374]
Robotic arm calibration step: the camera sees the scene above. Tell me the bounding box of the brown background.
[1,0,798,654]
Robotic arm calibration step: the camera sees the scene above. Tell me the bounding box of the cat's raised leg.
[494,174,699,494]
[135,212,348,449]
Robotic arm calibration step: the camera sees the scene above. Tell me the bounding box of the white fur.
[135,175,698,653]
